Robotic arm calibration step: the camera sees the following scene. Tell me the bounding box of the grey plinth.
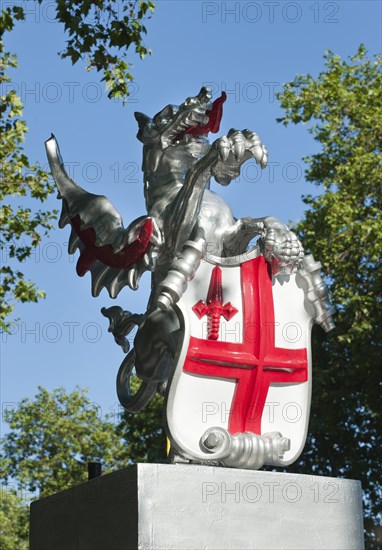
[30,463,364,550]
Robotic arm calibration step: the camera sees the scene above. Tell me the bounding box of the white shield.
[165,250,314,466]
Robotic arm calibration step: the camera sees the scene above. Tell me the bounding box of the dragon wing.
[45,135,160,297]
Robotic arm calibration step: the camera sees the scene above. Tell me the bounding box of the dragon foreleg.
[159,147,217,271]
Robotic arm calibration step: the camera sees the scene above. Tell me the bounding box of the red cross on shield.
[185,256,308,434]
[165,254,312,464]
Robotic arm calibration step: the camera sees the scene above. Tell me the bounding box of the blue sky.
[1,0,381,435]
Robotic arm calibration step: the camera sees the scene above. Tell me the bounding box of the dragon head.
[134,87,226,146]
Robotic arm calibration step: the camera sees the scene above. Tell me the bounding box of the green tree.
[118,378,167,463]
[0,385,167,547]
[277,45,381,548]
[54,0,155,101]
[0,489,29,550]
[0,1,155,331]
[0,6,56,330]
[0,386,129,497]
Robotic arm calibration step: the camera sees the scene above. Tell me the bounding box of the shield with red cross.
[165,250,314,466]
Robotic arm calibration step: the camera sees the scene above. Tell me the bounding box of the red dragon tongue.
[204,91,227,134]
[179,91,227,140]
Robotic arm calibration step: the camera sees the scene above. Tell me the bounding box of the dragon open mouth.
[175,91,227,142]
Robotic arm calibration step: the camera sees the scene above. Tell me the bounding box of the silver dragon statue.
[46,87,335,469]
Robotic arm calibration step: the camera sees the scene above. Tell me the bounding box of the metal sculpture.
[46,86,335,469]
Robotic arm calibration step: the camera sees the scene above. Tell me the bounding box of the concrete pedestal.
[30,464,364,550]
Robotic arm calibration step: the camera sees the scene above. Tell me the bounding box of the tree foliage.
[277,45,381,548]
[118,377,167,463]
[0,1,155,331]
[0,489,29,550]
[0,385,166,545]
[55,0,155,100]
[0,386,129,497]
[0,6,56,330]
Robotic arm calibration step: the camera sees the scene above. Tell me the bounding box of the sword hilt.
[208,310,221,340]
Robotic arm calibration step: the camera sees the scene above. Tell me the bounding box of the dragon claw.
[232,135,246,160]
[211,129,268,184]
[127,266,139,290]
[260,221,304,274]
